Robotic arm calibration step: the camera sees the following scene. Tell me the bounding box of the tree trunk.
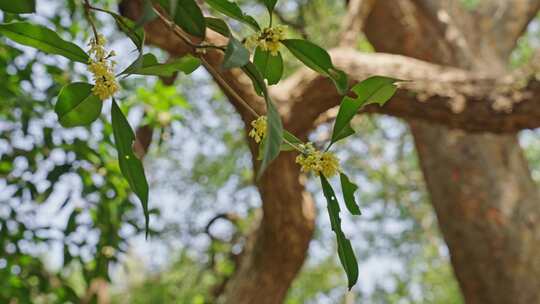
[366,1,540,302]
[410,121,540,303]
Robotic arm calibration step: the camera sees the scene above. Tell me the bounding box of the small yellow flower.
[249,116,267,143]
[87,34,119,100]
[295,143,341,178]
[244,25,287,56]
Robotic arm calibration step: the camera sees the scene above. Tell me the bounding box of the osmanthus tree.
[0,0,400,301]
[2,1,540,304]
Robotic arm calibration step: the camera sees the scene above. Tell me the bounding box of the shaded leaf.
[223,37,250,69]
[205,0,260,31]
[155,0,206,38]
[340,173,361,215]
[320,175,359,290]
[282,39,348,94]
[205,17,230,37]
[330,76,399,145]
[281,130,303,151]
[54,83,102,128]
[111,100,150,237]
[262,0,278,14]
[0,0,35,14]
[253,47,283,85]
[0,22,89,63]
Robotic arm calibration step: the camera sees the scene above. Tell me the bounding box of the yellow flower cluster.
[295,143,340,178]
[245,25,287,56]
[249,116,267,143]
[88,34,119,100]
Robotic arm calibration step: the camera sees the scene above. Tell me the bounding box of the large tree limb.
[275,48,539,134]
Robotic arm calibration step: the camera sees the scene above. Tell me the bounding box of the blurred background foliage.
[0,0,538,303]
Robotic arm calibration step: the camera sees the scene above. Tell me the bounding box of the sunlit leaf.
[320,175,359,290]
[205,0,260,31]
[282,39,348,94]
[0,0,35,14]
[281,130,302,151]
[330,76,399,145]
[253,47,283,85]
[54,82,102,127]
[111,100,150,237]
[0,22,89,63]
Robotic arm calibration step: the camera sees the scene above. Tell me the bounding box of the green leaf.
[111,100,150,237]
[262,0,278,14]
[258,97,283,179]
[122,53,200,76]
[205,17,230,37]
[281,130,302,151]
[155,0,206,38]
[0,0,35,13]
[135,0,158,28]
[54,83,102,128]
[320,175,359,290]
[241,62,265,96]
[205,0,260,31]
[243,63,283,179]
[223,37,250,69]
[281,39,348,94]
[110,13,145,51]
[340,173,361,215]
[253,47,283,85]
[330,76,399,145]
[0,22,89,63]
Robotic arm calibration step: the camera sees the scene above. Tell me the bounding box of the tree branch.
[274,48,540,134]
[339,0,377,47]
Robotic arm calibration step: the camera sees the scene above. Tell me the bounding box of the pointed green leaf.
[340,173,361,215]
[55,83,102,128]
[155,0,206,38]
[258,96,283,179]
[0,22,89,63]
[111,100,150,237]
[242,62,265,96]
[205,0,260,31]
[253,47,283,85]
[282,39,348,94]
[243,62,283,179]
[262,0,278,14]
[122,53,200,76]
[0,0,35,14]
[320,175,359,290]
[205,17,230,37]
[330,76,399,145]
[223,37,250,69]
[281,130,303,151]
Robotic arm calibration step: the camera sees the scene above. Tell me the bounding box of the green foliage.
[320,175,358,290]
[0,0,35,14]
[205,17,230,37]
[122,53,201,77]
[254,47,284,85]
[205,0,260,31]
[331,76,399,145]
[0,22,89,63]
[111,100,150,237]
[222,36,250,69]
[155,0,206,38]
[54,82,102,127]
[282,39,348,94]
[340,173,361,215]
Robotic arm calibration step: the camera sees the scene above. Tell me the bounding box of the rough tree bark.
[366,1,540,303]
[120,0,540,303]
